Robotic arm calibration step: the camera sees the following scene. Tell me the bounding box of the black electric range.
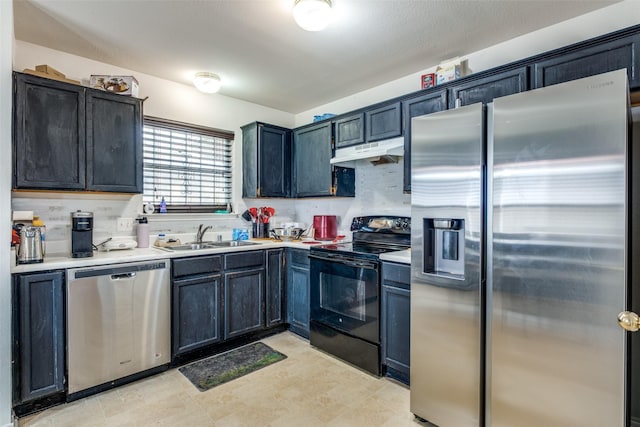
[308,216,411,376]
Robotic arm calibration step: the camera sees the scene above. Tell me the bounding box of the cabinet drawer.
[289,249,310,267]
[382,262,410,289]
[172,255,222,278]
[224,250,264,270]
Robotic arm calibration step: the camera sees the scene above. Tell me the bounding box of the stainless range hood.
[330,137,404,166]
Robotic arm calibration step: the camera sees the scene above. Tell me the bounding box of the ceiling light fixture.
[293,0,332,32]
[193,72,221,93]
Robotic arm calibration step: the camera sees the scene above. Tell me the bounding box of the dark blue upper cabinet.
[242,122,292,198]
[293,121,332,197]
[14,73,86,190]
[402,89,447,193]
[13,71,144,193]
[334,113,365,148]
[86,91,143,193]
[366,102,402,142]
[533,33,640,90]
[448,66,529,109]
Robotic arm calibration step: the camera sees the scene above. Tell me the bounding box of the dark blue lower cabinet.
[14,271,65,404]
[172,274,222,356]
[381,262,410,384]
[287,249,310,338]
[266,249,285,327]
[223,268,265,340]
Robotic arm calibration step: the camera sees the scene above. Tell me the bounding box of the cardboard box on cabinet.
[436,59,470,85]
[90,75,139,97]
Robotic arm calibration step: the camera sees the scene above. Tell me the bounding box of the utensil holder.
[252,223,270,238]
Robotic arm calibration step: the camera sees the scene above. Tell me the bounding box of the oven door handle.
[308,254,378,270]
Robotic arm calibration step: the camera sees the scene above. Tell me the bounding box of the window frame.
[142,116,234,214]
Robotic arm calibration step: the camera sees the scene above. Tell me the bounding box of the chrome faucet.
[196,224,212,243]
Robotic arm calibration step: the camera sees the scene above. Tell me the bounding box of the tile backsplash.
[12,158,411,254]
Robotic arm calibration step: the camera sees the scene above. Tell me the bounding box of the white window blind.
[143,117,234,212]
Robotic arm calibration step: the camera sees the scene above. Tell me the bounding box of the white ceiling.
[13,0,620,113]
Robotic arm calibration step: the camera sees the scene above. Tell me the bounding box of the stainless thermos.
[17,226,44,264]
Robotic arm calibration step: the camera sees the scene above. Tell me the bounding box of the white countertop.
[11,239,318,274]
[379,249,411,265]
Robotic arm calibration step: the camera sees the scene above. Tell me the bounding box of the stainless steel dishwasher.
[67,260,170,395]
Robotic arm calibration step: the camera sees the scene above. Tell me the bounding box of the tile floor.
[20,332,425,426]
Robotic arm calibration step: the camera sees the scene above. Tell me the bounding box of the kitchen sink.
[168,243,218,251]
[211,240,260,247]
[167,240,260,251]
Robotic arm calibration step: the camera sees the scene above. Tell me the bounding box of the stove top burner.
[311,216,411,260]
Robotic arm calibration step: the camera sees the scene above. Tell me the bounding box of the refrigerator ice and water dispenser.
[423,218,465,279]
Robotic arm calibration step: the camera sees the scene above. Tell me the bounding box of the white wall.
[294,0,640,125]
[1,1,14,426]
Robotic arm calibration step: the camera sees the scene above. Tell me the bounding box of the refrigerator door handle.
[617,311,640,332]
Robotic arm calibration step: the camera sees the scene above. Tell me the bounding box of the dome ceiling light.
[193,72,221,93]
[293,0,332,32]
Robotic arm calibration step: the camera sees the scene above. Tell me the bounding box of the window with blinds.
[143,117,234,213]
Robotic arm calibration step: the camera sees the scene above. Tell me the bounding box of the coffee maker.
[71,211,93,258]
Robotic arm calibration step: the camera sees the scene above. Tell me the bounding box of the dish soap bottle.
[159,197,167,213]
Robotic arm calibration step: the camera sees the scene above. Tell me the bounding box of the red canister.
[313,215,337,241]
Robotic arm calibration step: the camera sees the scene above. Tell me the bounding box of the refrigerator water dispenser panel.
[423,218,465,279]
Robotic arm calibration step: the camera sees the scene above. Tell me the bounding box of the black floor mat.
[178,342,287,392]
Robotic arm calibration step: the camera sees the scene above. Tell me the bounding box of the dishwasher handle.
[71,261,167,280]
[111,272,136,280]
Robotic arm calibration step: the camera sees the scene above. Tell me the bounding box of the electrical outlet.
[117,217,133,232]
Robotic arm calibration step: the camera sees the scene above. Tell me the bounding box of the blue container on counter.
[232,228,249,240]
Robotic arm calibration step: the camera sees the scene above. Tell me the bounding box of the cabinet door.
[242,122,291,198]
[13,72,86,190]
[381,284,410,379]
[334,113,365,148]
[266,249,285,327]
[15,271,65,403]
[86,91,143,192]
[223,268,265,340]
[448,66,528,108]
[287,249,310,338]
[293,122,333,197]
[172,274,221,356]
[533,33,640,89]
[366,102,402,142]
[381,262,410,383]
[402,90,447,192]
[242,122,259,198]
[259,125,291,198]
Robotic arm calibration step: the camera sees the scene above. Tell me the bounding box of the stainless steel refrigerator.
[410,69,631,426]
